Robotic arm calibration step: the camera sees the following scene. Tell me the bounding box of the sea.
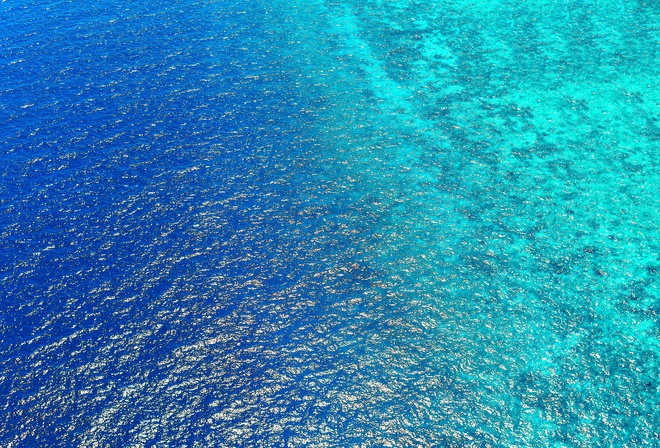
[2,0,660,446]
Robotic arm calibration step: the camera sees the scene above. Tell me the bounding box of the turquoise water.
[2,0,660,445]
[265,0,660,444]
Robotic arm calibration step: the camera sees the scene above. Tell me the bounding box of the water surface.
[2,0,660,445]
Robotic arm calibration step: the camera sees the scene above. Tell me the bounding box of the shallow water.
[2,0,660,446]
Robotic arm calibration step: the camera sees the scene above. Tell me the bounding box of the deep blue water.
[2,0,660,446]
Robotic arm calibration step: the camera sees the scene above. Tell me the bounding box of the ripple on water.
[2,0,660,446]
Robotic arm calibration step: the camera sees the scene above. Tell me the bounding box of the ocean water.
[2,0,660,445]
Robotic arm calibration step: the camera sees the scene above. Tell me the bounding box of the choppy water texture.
[2,0,660,446]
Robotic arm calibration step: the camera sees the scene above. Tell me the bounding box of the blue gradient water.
[2,0,660,445]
